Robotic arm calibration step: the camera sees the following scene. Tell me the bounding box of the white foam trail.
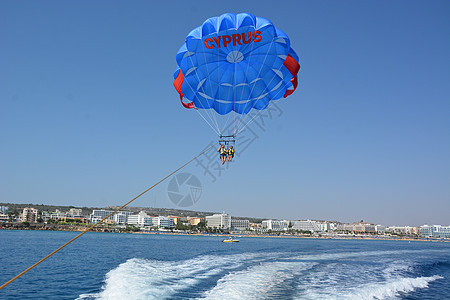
[76,249,444,300]
[382,261,413,280]
[299,275,443,300]
[344,275,443,300]
[77,252,273,300]
[200,261,315,300]
[291,249,429,262]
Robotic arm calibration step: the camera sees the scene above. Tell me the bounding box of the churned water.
[0,230,449,299]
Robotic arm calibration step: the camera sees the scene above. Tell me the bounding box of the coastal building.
[41,211,67,222]
[420,225,450,238]
[336,222,376,233]
[438,226,450,238]
[168,216,181,224]
[262,220,289,231]
[126,215,174,229]
[385,226,418,235]
[127,211,153,228]
[51,209,67,220]
[342,224,355,232]
[154,216,175,229]
[231,219,250,231]
[113,211,134,225]
[375,225,386,233]
[0,206,9,214]
[0,213,8,222]
[206,213,231,229]
[90,210,114,222]
[249,222,261,229]
[90,217,103,224]
[420,225,433,237]
[327,223,337,231]
[41,212,51,222]
[103,219,116,225]
[188,217,203,226]
[22,207,38,222]
[316,222,329,232]
[68,208,83,218]
[353,222,376,233]
[291,220,320,232]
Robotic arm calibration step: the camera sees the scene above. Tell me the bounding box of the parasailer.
[217,144,227,165]
[228,146,235,162]
[173,13,300,162]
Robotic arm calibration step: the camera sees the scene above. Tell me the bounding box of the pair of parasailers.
[217,145,235,165]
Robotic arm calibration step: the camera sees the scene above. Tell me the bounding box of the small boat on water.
[222,237,240,243]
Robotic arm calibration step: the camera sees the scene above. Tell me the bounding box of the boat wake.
[77,250,444,300]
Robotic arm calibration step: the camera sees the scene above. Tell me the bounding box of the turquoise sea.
[0,230,449,299]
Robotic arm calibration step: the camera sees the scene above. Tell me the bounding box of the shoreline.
[1,227,448,243]
[135,230,450,242]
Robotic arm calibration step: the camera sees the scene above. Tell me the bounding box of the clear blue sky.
[1,1,449,226]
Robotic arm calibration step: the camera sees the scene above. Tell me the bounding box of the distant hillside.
[105,205,218,218]
[0,203,265,223]
[0,203,99,216]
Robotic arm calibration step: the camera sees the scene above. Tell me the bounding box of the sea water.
[0,230,449,299]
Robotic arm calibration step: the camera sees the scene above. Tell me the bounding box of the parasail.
[173,12,300,137]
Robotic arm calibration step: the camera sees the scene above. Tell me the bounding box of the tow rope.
[0,144,214,291]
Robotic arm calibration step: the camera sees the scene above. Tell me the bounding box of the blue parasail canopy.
[174,13,300,115]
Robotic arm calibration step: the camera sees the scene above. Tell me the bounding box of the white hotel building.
[90,209,135,225]
[126,212,174,229]
[420,225,450,238]
[113,211,134,225]
[262,220,289,231]
[231,219,250,231]
[153,216,174,229]
[206,213,231,229]
[127,211,153,227]
[291,220,329,232]
[90,209,114,223]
